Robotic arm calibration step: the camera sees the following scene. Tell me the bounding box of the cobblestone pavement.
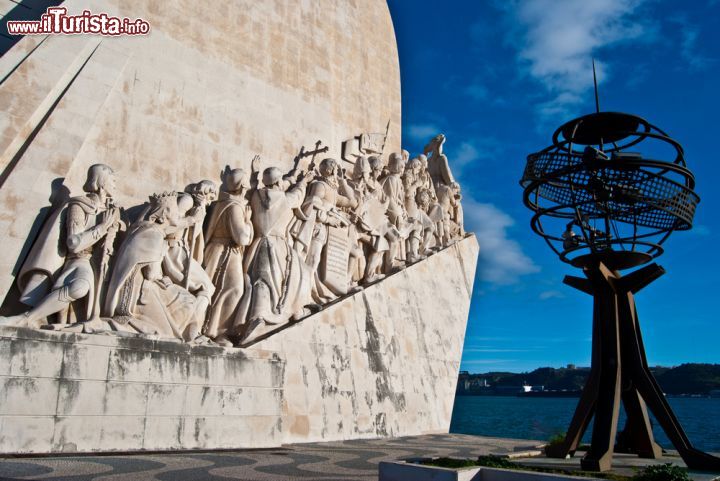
[0,433,541,481]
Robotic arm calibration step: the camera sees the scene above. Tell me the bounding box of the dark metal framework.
[521,111,719,472]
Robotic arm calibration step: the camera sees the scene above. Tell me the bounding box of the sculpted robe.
[243,182,312,329]
[103,222,202,341]
[203,194,254,339]
[427,152,455,188]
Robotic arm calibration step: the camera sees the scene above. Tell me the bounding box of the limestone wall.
[0,235,478,454]
[0,0,401,304]
[0,326,284,453]
[254,235,479,444]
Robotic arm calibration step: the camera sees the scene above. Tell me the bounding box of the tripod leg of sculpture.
[580,268,622,472]
[623,294,720,470]
[618,387,662,458]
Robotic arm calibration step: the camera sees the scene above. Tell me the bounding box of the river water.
[450,395,720,452]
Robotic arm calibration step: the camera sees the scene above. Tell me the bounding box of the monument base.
[0,235,478,454]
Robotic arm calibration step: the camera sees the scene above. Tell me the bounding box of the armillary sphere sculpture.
[521,107,720,471]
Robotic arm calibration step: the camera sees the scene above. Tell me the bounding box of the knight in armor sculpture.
[0,164,122,329]
[203,168,254,346]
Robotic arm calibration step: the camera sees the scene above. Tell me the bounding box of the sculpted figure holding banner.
[293,158,356,302]
[203,168,254,346]
[0,164,122,329]
[242,166,313,343]
[103,192,208,341]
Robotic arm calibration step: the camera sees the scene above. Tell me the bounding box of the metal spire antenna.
[592,58,600,113]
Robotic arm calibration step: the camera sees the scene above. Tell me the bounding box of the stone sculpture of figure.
[402,157,426,262]
[293,158,356,302]
[162,182,217,322]
[345,156,397,283]
[103,192,208,341]
[0,164,122,329]
[367,154,386,185]
[415,188,438,254]
[203,168,254,346]
[423,133,456,188]
[435,182,463,245]
[417,154,436,200]
[382,152,422,267]
[451,181,465,237]
[242,166,314,343]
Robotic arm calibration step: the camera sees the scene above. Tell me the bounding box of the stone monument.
[0,0,479,453]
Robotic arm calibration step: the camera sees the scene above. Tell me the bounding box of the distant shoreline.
[457,363,720,397]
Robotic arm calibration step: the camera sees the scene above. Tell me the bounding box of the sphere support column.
[545,261,720,472]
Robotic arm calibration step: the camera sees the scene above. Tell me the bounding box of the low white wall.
[0,327,284,453]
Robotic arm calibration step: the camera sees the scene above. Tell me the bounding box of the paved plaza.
[0,433,539,481]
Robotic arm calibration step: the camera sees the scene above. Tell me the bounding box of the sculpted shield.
[320,225,350,295]
[360,196,389,233]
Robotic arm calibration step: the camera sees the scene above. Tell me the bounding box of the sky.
[387,0,720,373]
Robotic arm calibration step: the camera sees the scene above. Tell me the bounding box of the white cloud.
[502,0,655,123]
[446,137,503,173]
[463,197,540,285]
[407,123,440,142]
[539,290,565,300]
[674,18,716,71]
[454,142,480,168]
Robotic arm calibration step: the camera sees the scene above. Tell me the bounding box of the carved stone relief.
[0,134,466,347]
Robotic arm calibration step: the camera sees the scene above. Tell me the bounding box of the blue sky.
[387,0,720,373]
